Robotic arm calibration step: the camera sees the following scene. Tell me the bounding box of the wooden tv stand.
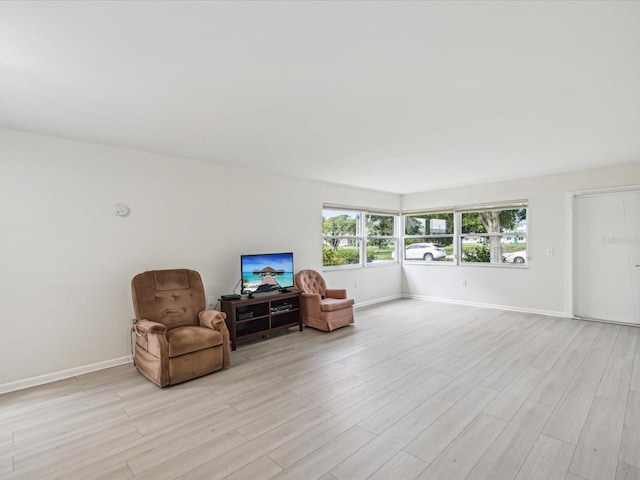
[219,290,302,350]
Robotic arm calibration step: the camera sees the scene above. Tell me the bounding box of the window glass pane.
[460,236,492,263]
[460,236,527,264]
[462,209,527,234]
[366,239,396,263]
[404,237,453,262]
[323,209,360,237]
[405,213,454,235]
[366,214,394,236]
[322,239,361,267]
[461,212,486,234]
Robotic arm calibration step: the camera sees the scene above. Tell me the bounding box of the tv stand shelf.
[220,290,302,350]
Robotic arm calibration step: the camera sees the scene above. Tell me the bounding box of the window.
[322,207,398,268]
[401,202,528,266]
[460,207,527,265]
[404,212,454,262]
[366,213,397,263]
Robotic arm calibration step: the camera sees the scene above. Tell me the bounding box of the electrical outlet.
[462,280,467,286]
[207,296,214,305]
[354,282,357,289]
[547,248,554,256]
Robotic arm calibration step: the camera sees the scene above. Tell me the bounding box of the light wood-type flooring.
[1,299,639,480]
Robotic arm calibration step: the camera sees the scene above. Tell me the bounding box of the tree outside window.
[461,208,527,264]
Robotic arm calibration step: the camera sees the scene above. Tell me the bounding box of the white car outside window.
[503,250,527,263]
[405,243,447,261]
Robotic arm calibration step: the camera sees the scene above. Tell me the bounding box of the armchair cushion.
[166,326,223,357]
[320,297,355,312]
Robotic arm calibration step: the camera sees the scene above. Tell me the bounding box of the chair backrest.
[294,269,327,296]
[131,269,205,330]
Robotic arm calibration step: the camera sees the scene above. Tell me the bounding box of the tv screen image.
[241,252,294,294]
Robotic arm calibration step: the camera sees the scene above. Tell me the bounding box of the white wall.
[3,126,637,390]
[0,128,401,388]
[401,163,640,315]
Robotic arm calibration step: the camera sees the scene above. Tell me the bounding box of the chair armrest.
[300,292,322,310]
[326,289,347,299]
[133,319,167,335]
[199,310,227,330]
[199,310,231,367]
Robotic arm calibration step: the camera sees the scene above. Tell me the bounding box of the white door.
[574,191,640,325]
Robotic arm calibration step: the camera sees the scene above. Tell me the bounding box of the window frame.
[401,201,528,268]
[365,212,399,266]
[322,206,399,270]
[403,210,456,265]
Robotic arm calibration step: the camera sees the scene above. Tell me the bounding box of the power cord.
[130,318,146,367]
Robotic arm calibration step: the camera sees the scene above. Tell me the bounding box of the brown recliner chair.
[131,269,230,387]
[294,269,354,331]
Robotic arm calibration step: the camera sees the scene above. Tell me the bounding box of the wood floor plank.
[128,431,247,480]
[416,413,506,480]
[619,390,640,469]
[330,394,452,480]
[515,434,574,480]
[267,387,399,470]
[367,451,428,480]
[176,406,333,480]
[542,376,599,445]
[597,355,634,402]
[484,366,545,421]
[0,455,12,476]
[466,401,553,480]
[528,326,598,407]
[221,455,283,480]
[528,321,584,372]
[631,349,640,393]
[269,425,375,480]
[125,418,240,475]
[617,461,640,480]
[436,356,503,402]
[83,462,134,480]
[405,385,498,463]
[574,324,620,383]
[357,373,454,435]
[569,395,627,480]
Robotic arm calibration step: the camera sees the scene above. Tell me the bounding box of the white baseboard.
[0,355,133,395]
[354,294,404,309]
[402,294,567,318]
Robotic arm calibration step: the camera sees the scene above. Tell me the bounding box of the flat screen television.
[241,252,294,294]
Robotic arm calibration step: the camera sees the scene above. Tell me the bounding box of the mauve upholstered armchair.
[294,269,354,331]
[131,269,230,387]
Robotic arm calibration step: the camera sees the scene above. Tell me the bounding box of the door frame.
[567,184,640,322]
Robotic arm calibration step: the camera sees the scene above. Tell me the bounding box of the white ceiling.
[1,1,639,194]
